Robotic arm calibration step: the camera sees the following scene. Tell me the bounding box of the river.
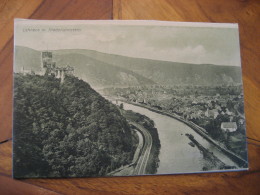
[116,101,238,174]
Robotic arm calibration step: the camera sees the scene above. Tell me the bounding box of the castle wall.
[40,51,74,83]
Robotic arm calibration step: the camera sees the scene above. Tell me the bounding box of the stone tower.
[40,51,74,83]
[41,51,56,75]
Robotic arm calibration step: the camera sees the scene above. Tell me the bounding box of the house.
[192,100,198,105]
[225,108,234,116]
[219,99,227,107]
[238,119,245,125]
[197,110,203,115]
[221,122,237,132]
[205,108,219,119]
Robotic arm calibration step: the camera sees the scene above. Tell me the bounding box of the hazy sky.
[15,20,241,66]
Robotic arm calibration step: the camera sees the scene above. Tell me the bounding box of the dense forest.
[13,74,136,178]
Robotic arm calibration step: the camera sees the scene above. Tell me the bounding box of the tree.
[119,103,124,109]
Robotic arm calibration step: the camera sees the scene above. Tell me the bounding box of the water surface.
[120,102,238,174]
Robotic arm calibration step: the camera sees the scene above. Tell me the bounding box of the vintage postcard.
[13,19,248,178]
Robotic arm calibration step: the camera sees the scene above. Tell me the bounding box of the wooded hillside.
[13,74,135,178]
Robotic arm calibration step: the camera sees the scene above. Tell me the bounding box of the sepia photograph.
[13,20,248,178]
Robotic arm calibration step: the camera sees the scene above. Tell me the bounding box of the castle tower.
[41,51,53,75]
[39,51,74,83]
[21,66,24,74]
[56,69,61,78]
[41,51,52,68]
[60,70,65,83]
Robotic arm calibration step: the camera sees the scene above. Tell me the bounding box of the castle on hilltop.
[21,51,74,83]
[41,51,74,83]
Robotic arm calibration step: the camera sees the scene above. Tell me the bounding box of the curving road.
[129,121,153,175]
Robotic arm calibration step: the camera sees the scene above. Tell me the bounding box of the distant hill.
[13,74,136,178]
[14,46,42,72]
[53,52,155,87]
[15,46,243,86]
[14,46,155,87]
[62,49,243,86]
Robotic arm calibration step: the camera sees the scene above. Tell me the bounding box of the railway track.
[129,122,153,175]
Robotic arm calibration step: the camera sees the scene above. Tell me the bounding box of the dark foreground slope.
[13,74,136,178]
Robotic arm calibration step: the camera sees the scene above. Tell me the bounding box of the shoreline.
[118,99,248,168]
[185,133,236,170]
[107,128,144,176]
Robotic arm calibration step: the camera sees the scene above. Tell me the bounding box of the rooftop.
[221,122,237,131]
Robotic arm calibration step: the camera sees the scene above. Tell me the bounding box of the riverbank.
[108,129,144,176]
[108,108,160,176]
[120,100,247,168]
[185,134,236,171]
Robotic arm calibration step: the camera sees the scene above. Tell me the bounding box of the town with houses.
[103,85,247,159]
